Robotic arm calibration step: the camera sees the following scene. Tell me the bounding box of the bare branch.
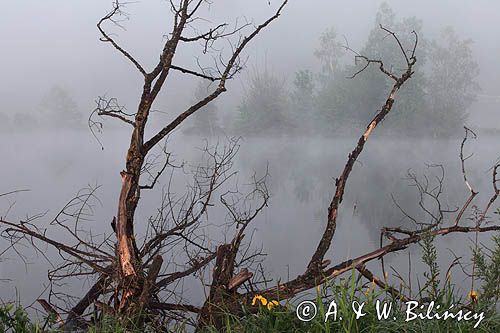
[97,1,147,76]
[170,64,221,82]
[356,264,411,302]
[306,26,418,274]
[454,126,478,226]
[250,224,500,301]
[142,0,288,153]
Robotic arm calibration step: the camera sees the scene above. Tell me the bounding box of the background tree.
[0,0,289,329]
[12,112,38,130]
[314,27,345,75]
[289,69,316,135]
[315,4,429,136]
[39,85,82,128]
[357,6,428,136]
[313,3,478,138]
[235,69,289,135]
[1,3,495,332]
[313,27,349,134]
[426,27,480,137]
[183,81,221,136]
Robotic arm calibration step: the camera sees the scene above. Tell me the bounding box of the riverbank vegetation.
[1,1,499,332]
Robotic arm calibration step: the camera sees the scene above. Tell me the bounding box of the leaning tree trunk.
[114,113,149,312]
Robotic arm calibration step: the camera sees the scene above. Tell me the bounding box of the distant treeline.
[188,4,480,138]
[2,4,480,138]
[0,85,83,131]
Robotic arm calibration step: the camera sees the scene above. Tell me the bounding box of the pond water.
[1,129,499,309]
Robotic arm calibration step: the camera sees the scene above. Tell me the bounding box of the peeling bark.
[116,172,138,279]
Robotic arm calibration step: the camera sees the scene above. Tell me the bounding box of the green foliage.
[473,233,500,311]
[87,314,143,333]
[0,303,56,333]
[313,3,478,137]
[426,27,481,136]
[233,4,479,138]
[289,70,316,134]
[0,305,170,333]
[234,70,289,135]
[4,263,500,333]
[316,4,429,136]
[204,273,500,333]
[419,231,441,299]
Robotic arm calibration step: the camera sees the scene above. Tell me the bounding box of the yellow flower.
[468,290,479,303]
[364,279,376,296]
[267,300,279,310]
[252,295,268,306]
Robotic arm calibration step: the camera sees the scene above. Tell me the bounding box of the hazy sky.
[1,0,498,127]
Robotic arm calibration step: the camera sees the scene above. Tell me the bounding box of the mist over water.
[1,129,498,306]
[0,1,499,324]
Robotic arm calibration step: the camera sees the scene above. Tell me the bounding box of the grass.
[4,278,499,333]
[203,278,500,333]
[3,229,500,332]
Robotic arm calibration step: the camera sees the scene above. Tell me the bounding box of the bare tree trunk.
[115,170,141,310]
[198,236,246,329]
[114,101,152,309]
[96,0,289,316]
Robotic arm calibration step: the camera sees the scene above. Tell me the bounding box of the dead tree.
[1,9,499,332]
[90,0,287,315]
[194,26,422,327]
[1,0,286,329]
[195,27,500,328]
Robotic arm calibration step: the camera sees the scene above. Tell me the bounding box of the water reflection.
[1,130,499,305]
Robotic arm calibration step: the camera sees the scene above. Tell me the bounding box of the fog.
[1,1,499,127]
[1,0,499,315]
[1,131,498,307]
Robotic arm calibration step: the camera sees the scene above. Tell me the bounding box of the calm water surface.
[1,129,499,307]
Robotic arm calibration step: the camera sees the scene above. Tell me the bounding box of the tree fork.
[306,28,417,274]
